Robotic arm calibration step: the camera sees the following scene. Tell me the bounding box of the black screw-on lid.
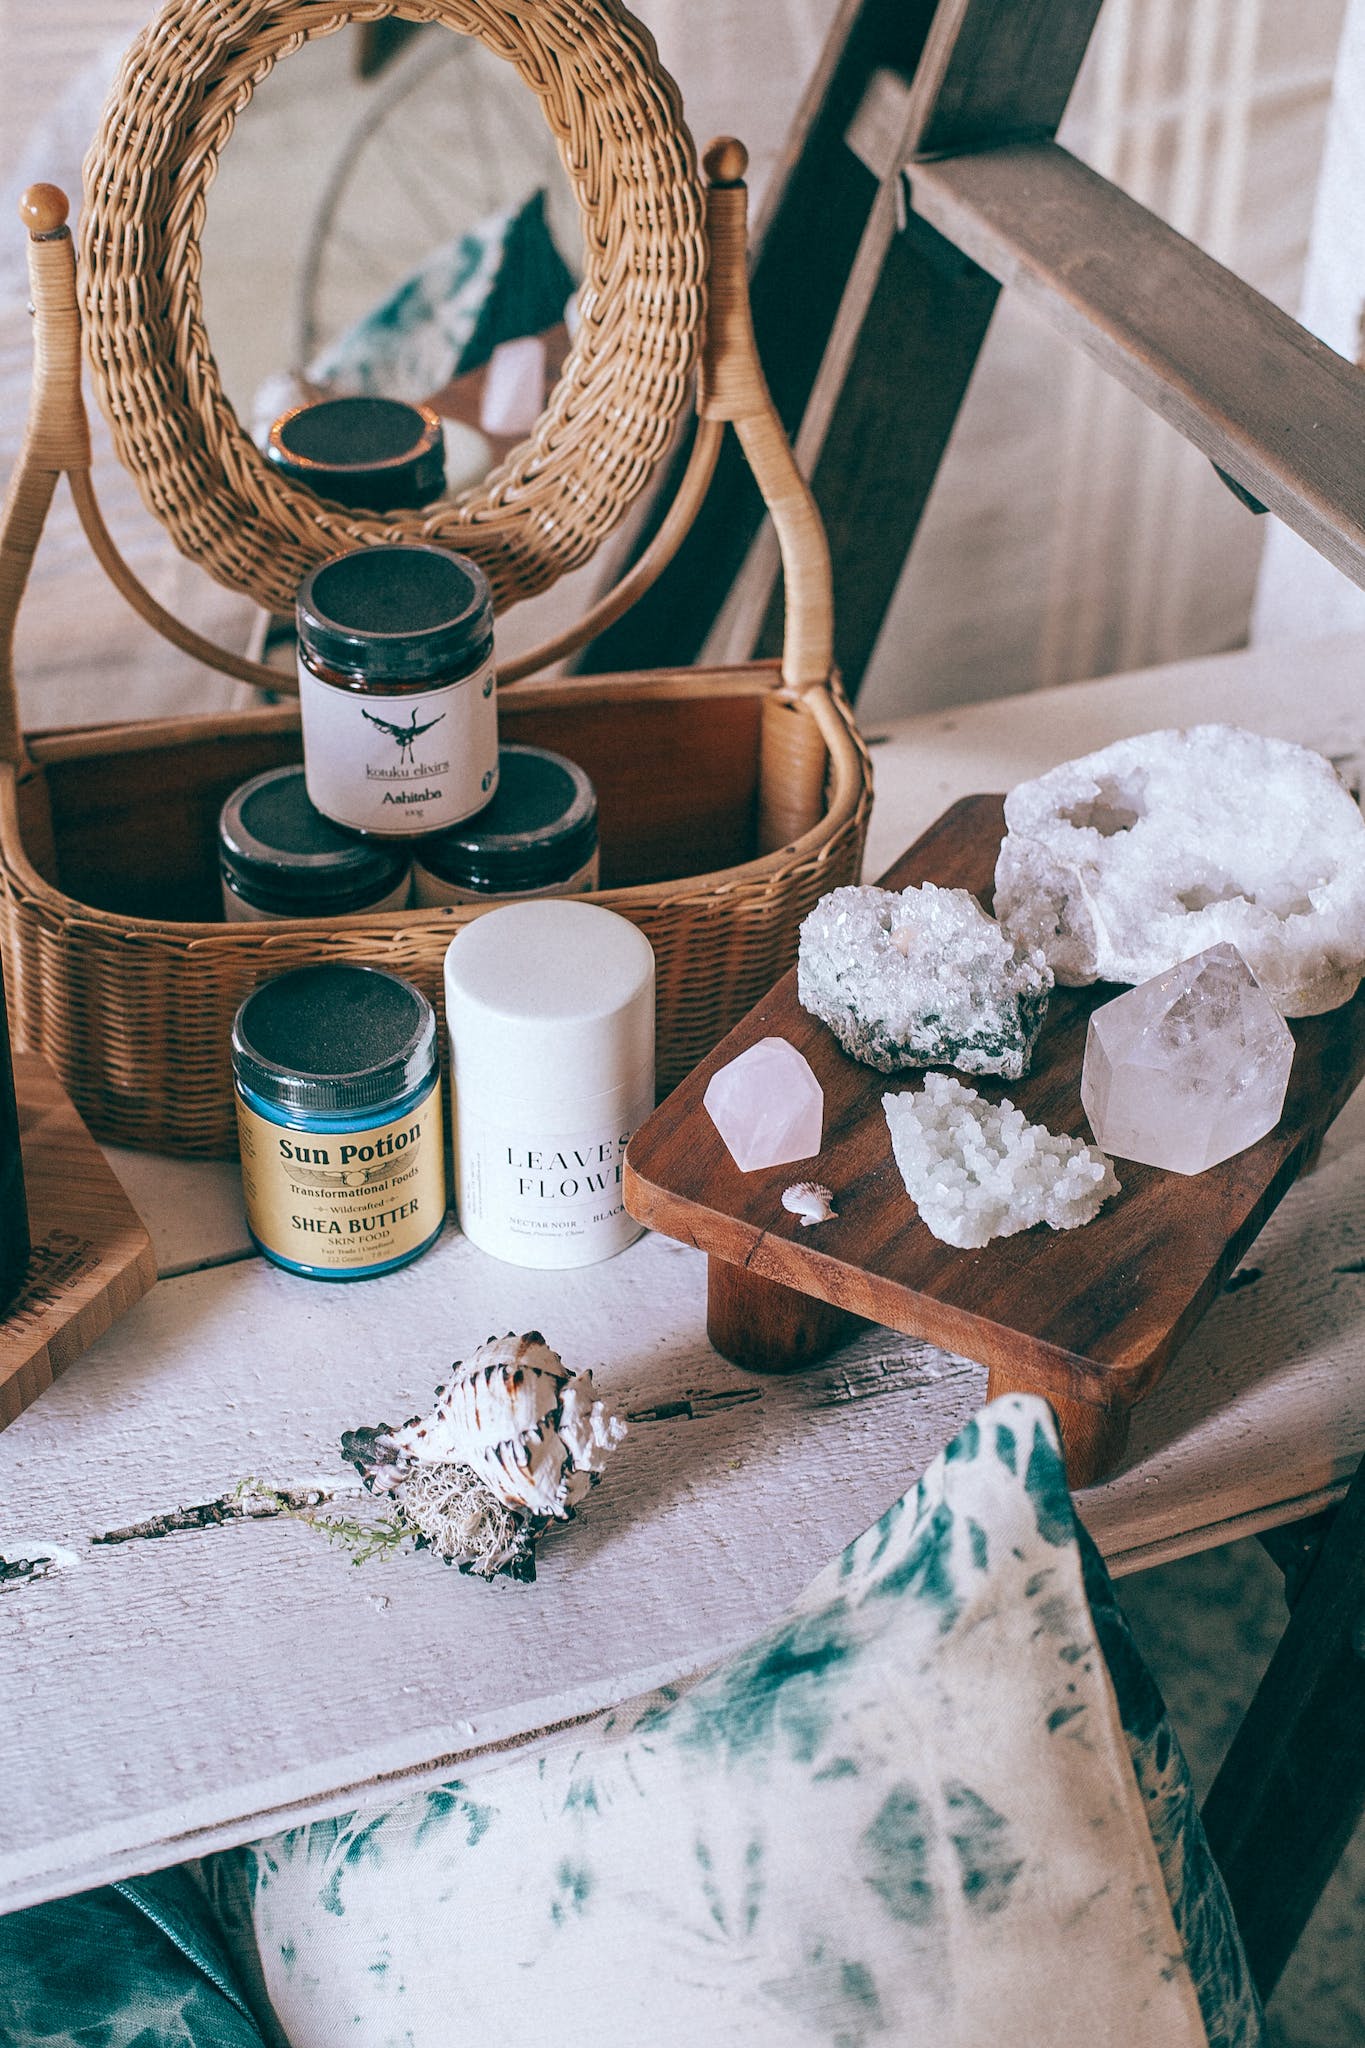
[232,964,438,1116]
[267,396,446,510]
[415,745,598,893]
[220,766,409,915]
[297,545,494,683]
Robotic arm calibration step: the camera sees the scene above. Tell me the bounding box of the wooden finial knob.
[703,137,749,187]
[19,185,69,236]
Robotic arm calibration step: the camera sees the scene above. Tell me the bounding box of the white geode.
[883,1073,1119,1249]
[994,726,1365,1017]
[798,882,1053,1079]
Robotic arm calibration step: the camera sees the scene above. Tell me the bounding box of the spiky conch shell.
[376,1333,627,1519]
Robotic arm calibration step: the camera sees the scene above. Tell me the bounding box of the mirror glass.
[201,23,584,498]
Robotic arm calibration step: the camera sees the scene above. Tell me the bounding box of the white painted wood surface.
[4,634,1365,1912]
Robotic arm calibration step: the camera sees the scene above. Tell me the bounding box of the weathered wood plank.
[583,0,939,677]
[903,0,1105,157]
[754,211,999,693]
[587,0,1106,693]
[906,142,1365,589]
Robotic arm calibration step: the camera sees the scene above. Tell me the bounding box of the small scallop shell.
[782,1181,837,1227]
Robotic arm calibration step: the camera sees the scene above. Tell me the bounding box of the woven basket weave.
[0,0,871,1157]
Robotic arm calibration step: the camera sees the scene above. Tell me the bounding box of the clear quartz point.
[703,1036,824,1172]
[1081,942,1294,1175]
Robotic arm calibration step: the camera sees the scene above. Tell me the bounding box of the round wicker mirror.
[80,0,706,616]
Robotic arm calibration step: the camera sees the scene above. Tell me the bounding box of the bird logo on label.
[361,706,447,764]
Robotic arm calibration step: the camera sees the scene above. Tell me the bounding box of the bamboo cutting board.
[625,796,1365,1481]
[0,1054,157,1430]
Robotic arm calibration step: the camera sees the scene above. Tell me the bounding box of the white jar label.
[454,1096,649,1267]
[298,652,498,836]
[236,1082,445,1273]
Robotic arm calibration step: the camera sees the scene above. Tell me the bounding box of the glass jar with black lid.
[413,744,599,905]
[267,396,446,512]
[297,544,498,840]
[219,765,411,921]
[232,963,445,1280]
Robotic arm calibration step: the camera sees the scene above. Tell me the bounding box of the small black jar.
[296,545,498,840]
[412,744,599,905]
[219,766,411,921]
[267,396,446,511]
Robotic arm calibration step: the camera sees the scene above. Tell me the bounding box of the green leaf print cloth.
[224,1394,1262,2048]
[0,1395,1261,2047]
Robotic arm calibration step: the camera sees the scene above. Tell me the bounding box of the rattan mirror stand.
[0,126,871,1159]
[1,140,834,730]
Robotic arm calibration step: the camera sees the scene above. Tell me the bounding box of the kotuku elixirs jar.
[444,901,655,1267]
[232,964,445,1279]
[413,744,599,906]
[296,545,498,838]
[219,765,411,921]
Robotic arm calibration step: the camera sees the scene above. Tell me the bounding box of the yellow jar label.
[236,1082,445,1273]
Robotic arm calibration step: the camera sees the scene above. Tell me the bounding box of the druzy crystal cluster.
[1081,943,1294,1175]
[798,882,1052,1078]
[994,725,1365,1016]
[883,1074,1119,1249]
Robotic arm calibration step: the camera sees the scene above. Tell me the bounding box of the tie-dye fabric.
[228,1395,1261,2048]
[306,187,574,400]
[0,1863,272,2048]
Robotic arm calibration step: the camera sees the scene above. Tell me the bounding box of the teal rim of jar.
[231,963,437,1118]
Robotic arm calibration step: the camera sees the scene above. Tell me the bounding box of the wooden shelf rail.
[906,140,1365,590]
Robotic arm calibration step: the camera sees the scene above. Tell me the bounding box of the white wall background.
[1253,0,1365,646]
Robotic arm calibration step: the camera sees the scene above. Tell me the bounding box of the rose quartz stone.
[703,1036,824,1172]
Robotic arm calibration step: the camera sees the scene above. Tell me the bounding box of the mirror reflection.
[201,24,584,500]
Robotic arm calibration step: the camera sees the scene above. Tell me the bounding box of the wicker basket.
[0,0,871,1157]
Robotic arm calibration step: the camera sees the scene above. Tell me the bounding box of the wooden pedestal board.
[0,1054,157,1430]
[625,797,1365,1484]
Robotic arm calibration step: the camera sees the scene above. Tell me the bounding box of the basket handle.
[696,139,833,695]
[0,186,286,743]
[0,189,88,768]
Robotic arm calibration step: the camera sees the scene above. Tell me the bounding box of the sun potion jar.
[413,744,599,906]
[444,900,655,1268]
[296,545,498,839]
[219,766,411,921]
[232,964,445,1280]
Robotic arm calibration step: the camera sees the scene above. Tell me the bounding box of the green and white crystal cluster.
[798,881,1052,1080]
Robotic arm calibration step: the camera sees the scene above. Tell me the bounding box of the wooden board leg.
[707,1257,863,1373]
[986,1366,1130,1487]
